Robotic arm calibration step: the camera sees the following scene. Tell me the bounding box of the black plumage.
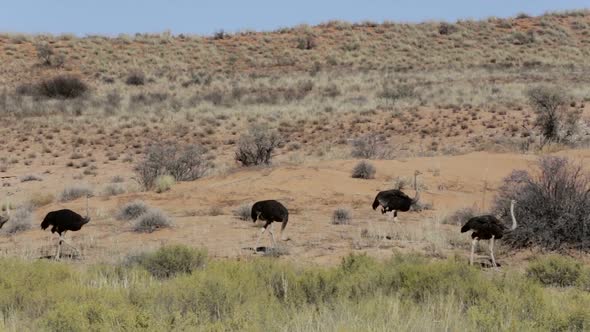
[372,171,421,221]
[0,215,8,230]
[41,197,91,260]
[460,215,508,240]
[41,209,90,235]
[251,200,289,249]
[460,199,517,267]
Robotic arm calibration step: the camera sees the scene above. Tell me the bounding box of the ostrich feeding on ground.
[41,195,91,260]
[372,170,422,221]
[251,200,289,251]
[0,200,9,229]
[460,199,518,267]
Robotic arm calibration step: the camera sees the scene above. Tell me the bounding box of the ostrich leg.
[268,223,277,247]
[55,235,63,260]
[255,226,267,250]
[393,210,398,222]
[470,239,478,266]
[489,236,497,268]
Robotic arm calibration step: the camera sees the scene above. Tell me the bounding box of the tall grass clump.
[494,156,590,251]
[442,207,477,225]
[351,160,376,179]
[126,245,207,278]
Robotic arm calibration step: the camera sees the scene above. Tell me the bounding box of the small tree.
[134,143,209,190]
[526,85,579,145]
[494,156,590,251]
[235,125,281,166]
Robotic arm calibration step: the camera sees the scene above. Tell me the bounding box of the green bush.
[126,245,207,278]
[527,255,583,287]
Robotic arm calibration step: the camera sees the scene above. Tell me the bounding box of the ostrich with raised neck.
[460,199,518,267]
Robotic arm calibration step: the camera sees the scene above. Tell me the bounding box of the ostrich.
[41,195,91,260]
[372,170,422,221]
[0,200,9,230]
[251,200,289,251]
[460,199,518,267]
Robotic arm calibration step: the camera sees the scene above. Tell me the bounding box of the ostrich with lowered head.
[372,170,422,221]
[251,200,289,251]
[41,195,91,260]
[460,199,518,267]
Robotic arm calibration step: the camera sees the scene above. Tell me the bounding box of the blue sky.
[0,0,588,36]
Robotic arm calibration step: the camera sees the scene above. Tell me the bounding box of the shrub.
[125,70,146,85]
[351,161,376,179]
[526,85,579,145]
[438,22,458,35]
[102,184,125,197]
[493,156,590,251]
[527,255,582,287]
[442,207,477,225]
[116,200,149,221]
[332,208,352,225]
[20,174,42,182]
[133,208,172,233]
[234,204,251,221]
[59,185,93,202]
[235,125,281,166]
[392,176,411,190]
[296,33,317,50]
[2,205,33,234]
[35,75,88,99]
[126,245,207,278]
[155,175,175,193]
[378,83,416,104]
[134,142,209,190]
[35,42,64,67]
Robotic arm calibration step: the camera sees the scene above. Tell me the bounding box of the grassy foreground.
[0,248,589,331]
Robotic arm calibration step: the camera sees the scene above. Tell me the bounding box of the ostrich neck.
[509,202,517,230]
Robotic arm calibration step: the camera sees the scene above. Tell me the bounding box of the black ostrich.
[251,200,289,250]
[0,200,9,230]
[460,199,517,267]
[41,195,91,260]
[372,170,422,221]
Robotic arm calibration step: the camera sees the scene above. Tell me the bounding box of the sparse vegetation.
[28,192,54,208]
[234,204,251,220]
[116,200,149,221]
[351,160,376,179]
[442,207,478,225]
[133,208,172,233]
[526,85,579,145]
[20,174,42,182]
[58,185,93,202]
[1,205,32,234]
[332,208,352,224]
